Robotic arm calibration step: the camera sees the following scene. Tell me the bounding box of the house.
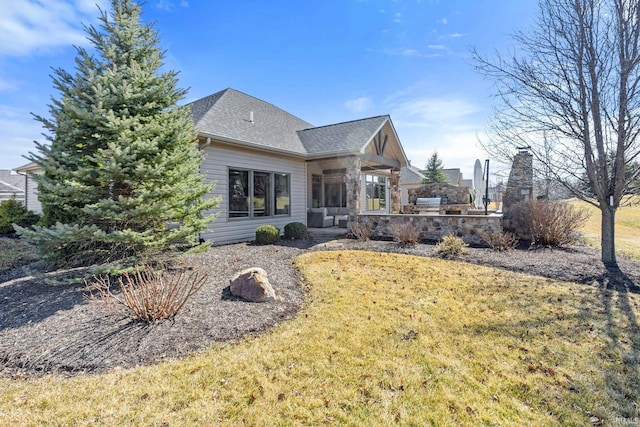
[399,165,426,207]
[16,88,410,245]
[13,162,41,213]
[192,88,409,244]
[0,170,26,205]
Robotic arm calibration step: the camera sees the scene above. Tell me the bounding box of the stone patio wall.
[355,213,503,245]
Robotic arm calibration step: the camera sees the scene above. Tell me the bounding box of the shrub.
[436,234,469,256]
[389,222,421,246]
[480,231,519,251]
[509,199,589,247]
[349,221,372,241]
[255,225,280,245]
[86,265,207,323]
[284,222,307,240]
[0,200,40,234]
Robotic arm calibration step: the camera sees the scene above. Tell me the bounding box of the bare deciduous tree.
[474,0,640,266]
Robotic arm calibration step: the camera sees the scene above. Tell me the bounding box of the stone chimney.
[502,148,534,213]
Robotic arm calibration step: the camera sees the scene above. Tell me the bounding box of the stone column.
[389,169,401,213]
[345,156,361,226]
[503,151,534,213]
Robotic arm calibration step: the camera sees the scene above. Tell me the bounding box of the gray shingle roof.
[297,115,389,155]
[0,170,25,191]
[189,88,313,154]
[0,180,23,194]
[400,166,426,184]
[188,88,391,157]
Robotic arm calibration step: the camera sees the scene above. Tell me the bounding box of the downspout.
[16,170,27,209]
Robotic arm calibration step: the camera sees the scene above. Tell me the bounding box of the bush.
[0,200,40,234]
[255,225,280,245]
[284,222,307,240]
[480,231,519,251]
[509,199,589,247]
[87,265,207,323]
[389,222,421,246]
[436,234,469,256]
[349,221,372,241]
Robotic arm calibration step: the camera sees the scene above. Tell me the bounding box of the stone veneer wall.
[389,170,401,214]
[356,213,503,245]
[407,183,472,205]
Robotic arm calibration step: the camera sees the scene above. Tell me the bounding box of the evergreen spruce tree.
[422,151,449,184]
[20,0,217,267]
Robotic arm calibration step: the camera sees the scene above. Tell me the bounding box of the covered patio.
[302,116,408,228]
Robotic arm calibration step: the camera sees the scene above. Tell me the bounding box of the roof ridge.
[195,88,313,127]
[298,114,389,132]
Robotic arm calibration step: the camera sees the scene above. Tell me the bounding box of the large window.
[365,175,386,211]
[229,169,290,218]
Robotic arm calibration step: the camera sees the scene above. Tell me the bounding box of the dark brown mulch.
[1,234,639,378]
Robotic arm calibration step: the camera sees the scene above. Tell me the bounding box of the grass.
[0,237,38,274]
[1,250,640,426]
[569,197,640,260]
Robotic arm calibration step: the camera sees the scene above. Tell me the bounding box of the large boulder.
[229,267,276,302]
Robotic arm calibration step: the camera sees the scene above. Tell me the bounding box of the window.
[228,169,290,218]
[253,171,270,217]
[324,175,346,208]
[274,173,290,215]
[365,175,386,211]
[229,169,249,218]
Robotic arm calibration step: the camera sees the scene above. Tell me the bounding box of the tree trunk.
[601,203,617,266]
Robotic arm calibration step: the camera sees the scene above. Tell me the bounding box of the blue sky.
[0,0,538,181]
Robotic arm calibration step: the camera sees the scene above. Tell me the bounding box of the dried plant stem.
[87,266,208,322]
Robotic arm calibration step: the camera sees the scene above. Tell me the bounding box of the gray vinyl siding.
[199,143,307,245]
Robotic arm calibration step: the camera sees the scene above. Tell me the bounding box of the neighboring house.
[13,162,42,214]
[399,165,426,207]
[16,88,409,245]
[0,169,26,205]
[443,168,463,186]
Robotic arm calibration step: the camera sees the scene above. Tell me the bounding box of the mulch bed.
[1,234,639,378]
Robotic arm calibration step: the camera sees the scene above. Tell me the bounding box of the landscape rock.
[229,267,276,302]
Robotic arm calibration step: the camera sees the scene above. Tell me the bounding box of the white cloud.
[391,97,480,127]
[0,76,22,92]
[401,49,420,56]
[0,0,107,56]
[380,47,443,58]
[385,95,488,177]
[393,13,402,23]
[440,18,448,25]
[345,97,373,113]
[427,44,447,50]
[156,0,189,11]
[0,105,45,169]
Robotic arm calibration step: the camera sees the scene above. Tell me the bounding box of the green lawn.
[1,250,638,426]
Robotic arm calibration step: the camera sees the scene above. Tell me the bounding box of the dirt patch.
[1,235,638,377]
